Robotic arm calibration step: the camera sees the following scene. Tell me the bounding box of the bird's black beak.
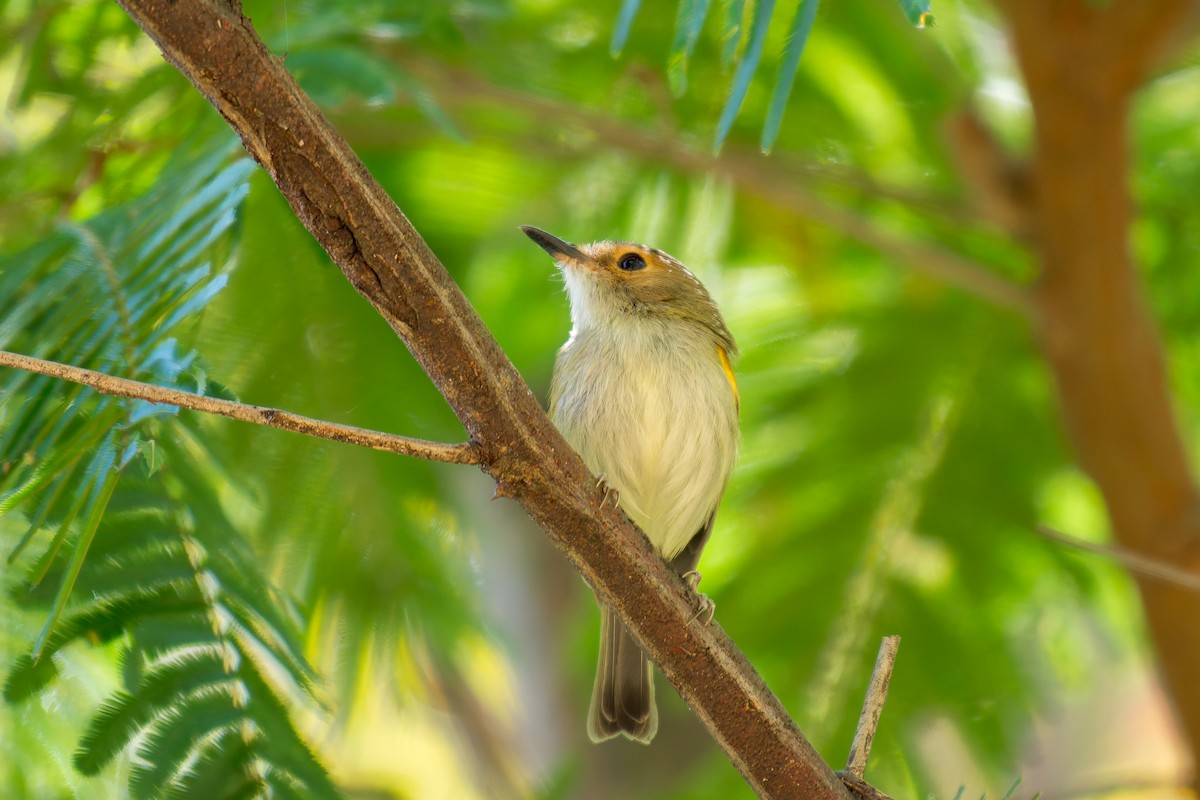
[521,225,589,264]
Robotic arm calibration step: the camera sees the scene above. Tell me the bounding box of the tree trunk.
[1004,0,1200,782]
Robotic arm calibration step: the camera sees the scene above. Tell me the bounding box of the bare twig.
[1037,524,1200,593]
[844,636,900,781]
[0,350,480,465]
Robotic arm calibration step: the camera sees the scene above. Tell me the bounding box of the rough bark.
[112,0,852,797]
[1003,0,1200,780]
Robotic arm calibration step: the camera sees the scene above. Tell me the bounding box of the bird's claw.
[682,570,716,627]
[596,474,620,509]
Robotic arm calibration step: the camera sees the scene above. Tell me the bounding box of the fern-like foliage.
[9,420,336,798]
[613,0,934,152]
[0,136,340,799]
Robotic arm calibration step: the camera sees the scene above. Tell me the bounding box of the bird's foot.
[596,474,620,509]
[682,570,716,627]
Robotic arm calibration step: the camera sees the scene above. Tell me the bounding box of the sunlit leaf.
[31,440,121,660]
[721,0,746,66]
[713,0,776,151]
[610,0,643,55]
[74,650,233,775]
[897,0,933,26]
[667,0,714,96]
[760,0,819,153]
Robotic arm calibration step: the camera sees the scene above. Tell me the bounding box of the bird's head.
[521,225,735,354]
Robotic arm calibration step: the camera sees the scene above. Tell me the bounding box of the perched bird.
[521,226,740,744]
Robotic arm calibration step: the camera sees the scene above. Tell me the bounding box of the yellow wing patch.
[717,346,739,414]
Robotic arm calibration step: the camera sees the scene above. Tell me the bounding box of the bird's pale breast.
[550,318,739,559]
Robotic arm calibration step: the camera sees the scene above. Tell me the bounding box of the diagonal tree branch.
[0,349,480,465]
[112,0,851,797]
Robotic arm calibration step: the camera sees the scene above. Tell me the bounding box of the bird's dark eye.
[618,253,646,272]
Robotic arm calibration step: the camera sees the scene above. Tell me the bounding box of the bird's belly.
[552,340,738,559]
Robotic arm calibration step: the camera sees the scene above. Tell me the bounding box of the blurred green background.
[1,0,1198,798]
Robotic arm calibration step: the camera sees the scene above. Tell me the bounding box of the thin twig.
[1037,524,1200,593]
[0,350,480,465]
[845,635,901,781]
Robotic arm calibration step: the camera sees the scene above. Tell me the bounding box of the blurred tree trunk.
[1002,0,1200,784]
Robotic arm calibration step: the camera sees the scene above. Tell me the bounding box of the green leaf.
[233,669,340,798]
[157,272,229,334]
[760,0,819,153]
[0,241,76,347]
[897,0,933,26]
[127,689,246,798]
[31,441,122,660]
[24,451,99,591]
[222,583,321,696]
[6,467,76,565]
[713,0,776,152]
[6,440,334,793]
[170,736,264,800]
[0,446,82,518]
[1000,777,1023,800]
[75,540,195,600]
[5,585,203,703]
[74,650,234,775]
[610,0,642,56]
[289,47,401,107]
[133,612,224,655]
[667,0,713,96]
[395,70,465,141]
[720,0,746,66]
[2,655,59,702]
[134,438,163,475]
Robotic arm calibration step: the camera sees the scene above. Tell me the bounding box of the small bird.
[522,225,740,744]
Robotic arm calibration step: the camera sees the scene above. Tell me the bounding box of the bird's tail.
[587,604,658,744]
